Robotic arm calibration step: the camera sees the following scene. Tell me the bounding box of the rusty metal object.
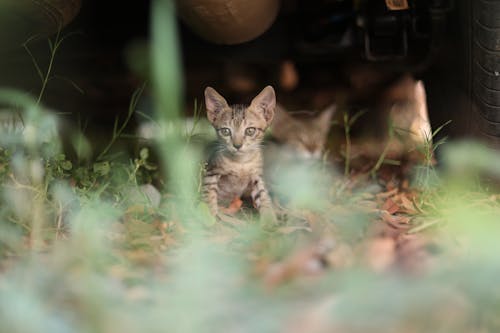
[177,0,280,45]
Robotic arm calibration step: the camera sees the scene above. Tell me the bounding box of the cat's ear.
[250,85,276,124]
[413,80,432,139]
[204,87,229,123]
[270,104,293,140]
[271,104,292,128]
[413,81,430,122]
[315,104,336,132]
[414,81,427,110]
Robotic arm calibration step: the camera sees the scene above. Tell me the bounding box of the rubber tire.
[472,0,500,140]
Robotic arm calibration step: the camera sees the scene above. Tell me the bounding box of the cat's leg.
[251,176,277,223]
[202,170,221,216]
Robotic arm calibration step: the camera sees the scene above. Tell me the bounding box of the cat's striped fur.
[202,86,276,221]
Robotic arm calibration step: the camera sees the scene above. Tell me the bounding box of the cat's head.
[271,104,335,159]
[204,86,275,156]
[385,78,432,146]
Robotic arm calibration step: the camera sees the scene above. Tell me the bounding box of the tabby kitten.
[202,86,276,220]
[268,104,335,159]
[263,104,335,208]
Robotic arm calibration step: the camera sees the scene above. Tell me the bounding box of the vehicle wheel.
[472,0,500,141]
[424,0,500,148]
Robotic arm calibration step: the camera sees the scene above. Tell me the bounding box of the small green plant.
[22,29,83,105]
[422,120,452,167]
[369,119,397,177]
[342,109,367,177]
[185,99,203,144]
[413,120,452,194]
[96,82,147,161]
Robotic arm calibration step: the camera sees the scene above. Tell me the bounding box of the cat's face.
[204,86,275,156]
[271,105,335,159]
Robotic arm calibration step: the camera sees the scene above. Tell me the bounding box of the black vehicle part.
[363,13,409,61]
[472,0,500,138]
[424,0,500,147]
[362,1,412,61]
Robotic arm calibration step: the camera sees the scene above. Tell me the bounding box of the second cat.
[263,104,336,208]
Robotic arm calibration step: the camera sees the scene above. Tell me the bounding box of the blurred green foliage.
[0,1,499,333]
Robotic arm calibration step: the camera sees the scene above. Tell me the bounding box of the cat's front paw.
[260,208,279,226]
[217,212,245,226]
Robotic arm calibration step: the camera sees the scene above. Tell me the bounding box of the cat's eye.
[219,128,231,137]
[245,127,256,136]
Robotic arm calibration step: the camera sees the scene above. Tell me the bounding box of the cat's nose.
[233,143,242,150]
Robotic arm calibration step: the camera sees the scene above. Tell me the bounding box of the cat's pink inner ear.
[204,87,229,123]
[414,81,427,103]
[250,86,276,124]
[320,104,336,121]
[414,81,429,119]
[316,104,336,131]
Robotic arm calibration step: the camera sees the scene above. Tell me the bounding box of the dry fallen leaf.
[264,239,335,288]
[379,210,411,229]
[382,197,400,214]
[399,193,419,214]
[365,237,396,272]
[376,188,398,200]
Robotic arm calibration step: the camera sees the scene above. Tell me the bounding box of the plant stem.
[97,83,146,161]
[370,126,394,177]
[344,113,351,177]
[36,29,61,105]
[342,110,366,178]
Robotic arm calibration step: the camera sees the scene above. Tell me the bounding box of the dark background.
[0,0,468,145]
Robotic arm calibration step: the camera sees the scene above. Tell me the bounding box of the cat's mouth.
[304,150,322,159]
[229,148,245,155]
[228,146,256,156]
[225,144,261,156]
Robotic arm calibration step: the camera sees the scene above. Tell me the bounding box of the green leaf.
[349,109,368,127]
[93,161,111,176]
[61,160,73,171]
[55,153,66,161]
[144,162,157,171]
[140,147,149,160]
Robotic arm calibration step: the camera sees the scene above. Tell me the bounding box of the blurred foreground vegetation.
[1,1,500,332]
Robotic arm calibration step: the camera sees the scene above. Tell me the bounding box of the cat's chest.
[215,156,261,199]
[220,160,258,185]
[219,172,251,194]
